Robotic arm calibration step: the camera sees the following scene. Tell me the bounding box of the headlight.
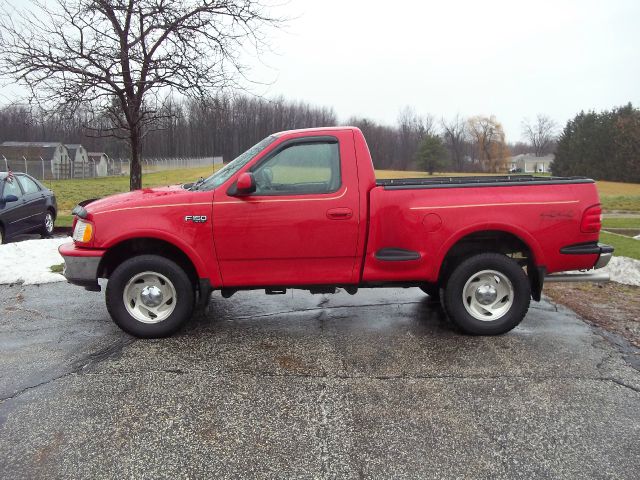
[73,220,94,243]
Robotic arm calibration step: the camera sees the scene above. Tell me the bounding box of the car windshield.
[193,136,277,191]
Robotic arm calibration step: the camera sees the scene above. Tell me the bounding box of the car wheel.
[443,253,530,335]
[40,211,55,237]
[0,226,4,245]
[106,255,195,338]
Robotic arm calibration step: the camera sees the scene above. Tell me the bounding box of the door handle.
[326,207,353,220]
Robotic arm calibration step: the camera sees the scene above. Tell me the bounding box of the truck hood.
[84,185,191,215]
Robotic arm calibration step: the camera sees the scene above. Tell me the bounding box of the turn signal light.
[73,220,94,243]
[580,205,602,233]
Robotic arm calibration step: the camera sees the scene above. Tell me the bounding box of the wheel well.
[98,238,199,287]
[47,206,56,219]
[438,230,539,299]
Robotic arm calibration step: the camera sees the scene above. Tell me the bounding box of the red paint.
[59,127,604,290]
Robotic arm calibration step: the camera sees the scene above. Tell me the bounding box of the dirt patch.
[275,354,306,372]
[545,282,640,348]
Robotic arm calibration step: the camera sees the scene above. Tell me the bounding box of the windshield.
[194,136,277,191]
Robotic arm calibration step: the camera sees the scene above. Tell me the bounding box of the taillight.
[581,205,602,233]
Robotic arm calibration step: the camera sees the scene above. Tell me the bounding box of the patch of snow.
[600,256,640,287]
[634,234,640,240]
[0,237,71,285]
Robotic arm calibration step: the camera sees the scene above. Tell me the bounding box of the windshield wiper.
[189,177,205,191]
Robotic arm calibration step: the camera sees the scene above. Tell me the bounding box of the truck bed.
[376,175,594,189]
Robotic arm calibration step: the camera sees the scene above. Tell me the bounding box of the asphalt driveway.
[0,283,639,479]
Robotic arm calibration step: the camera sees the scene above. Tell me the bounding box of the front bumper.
[58,242,104,291]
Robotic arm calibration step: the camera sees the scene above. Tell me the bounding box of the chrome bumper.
[594,251,613,269]
[546,242,614,283]
[62,255,101,291]
[545,272,610,283]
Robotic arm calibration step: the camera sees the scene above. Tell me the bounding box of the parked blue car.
[0,172,57,244]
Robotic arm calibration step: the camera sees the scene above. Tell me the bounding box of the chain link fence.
[2,155,222,181]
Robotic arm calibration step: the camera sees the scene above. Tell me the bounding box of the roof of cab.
[272,126,358,137]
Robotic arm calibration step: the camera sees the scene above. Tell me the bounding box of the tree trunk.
[129,133,142,191]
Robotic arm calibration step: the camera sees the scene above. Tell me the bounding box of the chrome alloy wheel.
[123,271,177,324]
[44,213,54,234]
[462,269,514,321]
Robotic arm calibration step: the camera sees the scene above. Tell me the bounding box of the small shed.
[0,141,71,179]
[88,152,110,177]
[66,144,90,178]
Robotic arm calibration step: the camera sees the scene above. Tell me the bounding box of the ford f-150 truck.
[59,127,613,338]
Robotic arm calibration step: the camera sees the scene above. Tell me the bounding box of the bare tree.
[521,114,558,157]
[0,0,280,190]
[441,114,468,172]
[467,115,509,173]
[397,106,434,169]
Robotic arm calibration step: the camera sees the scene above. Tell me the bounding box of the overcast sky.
[1,0,639,141]
[250,0,640,140]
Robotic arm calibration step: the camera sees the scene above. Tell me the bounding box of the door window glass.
[252,141,341,195]
[3,179,22,198]
[17,175,40,194]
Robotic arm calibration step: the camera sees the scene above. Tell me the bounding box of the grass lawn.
[599,232,640,260]
[602,217,640,229]
[594,180,640,213]
[45,166,215,216]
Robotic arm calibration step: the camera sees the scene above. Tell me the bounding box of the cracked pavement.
[0,283,639,479]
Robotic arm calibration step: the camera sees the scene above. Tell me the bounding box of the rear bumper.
[58,242,104,291]
[545,242,614,284]
[559,242,614,269]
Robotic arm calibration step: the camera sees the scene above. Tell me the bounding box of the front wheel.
[443,253,530,335]
[106,255,195,338]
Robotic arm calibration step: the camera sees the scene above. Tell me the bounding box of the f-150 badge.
[185,215,208,223]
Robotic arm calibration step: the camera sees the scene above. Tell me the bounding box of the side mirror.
[231,172,256,196]
[2,195,18,203]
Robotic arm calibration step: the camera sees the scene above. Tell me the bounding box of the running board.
[545,272,610,283]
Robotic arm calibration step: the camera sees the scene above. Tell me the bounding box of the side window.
[252,141,341,195]
[17,175,40,195]
[3,179,23,198]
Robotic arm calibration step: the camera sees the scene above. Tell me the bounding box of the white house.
[509,154,554,174]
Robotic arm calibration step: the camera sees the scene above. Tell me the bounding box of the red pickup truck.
[59,127,613,338]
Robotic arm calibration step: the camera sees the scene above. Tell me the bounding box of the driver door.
[213,133,361,287]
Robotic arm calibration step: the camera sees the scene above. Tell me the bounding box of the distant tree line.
[552,103,640,182]
[0,95,538,173]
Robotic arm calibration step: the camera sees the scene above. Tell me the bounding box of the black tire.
[419,284,440,298]
[106,255,195,338]
[443,253,530,335]
[0,225,5,245]
[419,284,442,306]
[39,210,55,237]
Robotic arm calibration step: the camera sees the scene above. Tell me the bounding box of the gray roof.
[1,141,63,148]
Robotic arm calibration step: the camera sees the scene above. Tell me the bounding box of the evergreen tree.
[416,134,448,175]
[553,104,640,182]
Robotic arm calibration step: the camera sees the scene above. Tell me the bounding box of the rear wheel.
[443,253,530,335]
[106,255,195,338]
